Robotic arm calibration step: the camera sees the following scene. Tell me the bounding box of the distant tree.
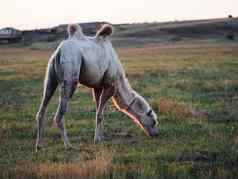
[228,15,233,18]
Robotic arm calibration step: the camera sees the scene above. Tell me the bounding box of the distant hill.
[21,22,107,44]
[1,17,238,45]
[114,17,238,39]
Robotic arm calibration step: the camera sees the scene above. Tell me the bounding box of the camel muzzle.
[147,126,158,137]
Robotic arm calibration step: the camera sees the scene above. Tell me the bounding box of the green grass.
[0,39,238,178]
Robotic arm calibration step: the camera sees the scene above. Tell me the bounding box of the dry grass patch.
[2,150,114,179]
[37,150,113,178]
[152,98,208,119]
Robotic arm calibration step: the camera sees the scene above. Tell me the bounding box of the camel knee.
[36,112,43,121]
[59,105,67,116]
[54,108,66,127]
[59,98,68,114]
[44,89,53,99]
[96,113,103,123]
[55,119,64,129]
[54,104,67,126]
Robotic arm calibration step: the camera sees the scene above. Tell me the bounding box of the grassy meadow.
[0,39,238,178]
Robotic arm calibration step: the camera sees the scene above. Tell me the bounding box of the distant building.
[0,27,22,43]
[51,25,67,33]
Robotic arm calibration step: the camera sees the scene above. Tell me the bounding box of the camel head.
[120,91,158,137]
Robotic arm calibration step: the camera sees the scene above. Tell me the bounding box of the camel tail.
[96,24,113,38]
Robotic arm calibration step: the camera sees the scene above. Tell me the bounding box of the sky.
[0,0,238,30]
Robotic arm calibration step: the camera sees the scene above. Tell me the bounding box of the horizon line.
[0,16,236,31]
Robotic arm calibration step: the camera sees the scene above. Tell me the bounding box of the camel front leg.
[94,87,114,143]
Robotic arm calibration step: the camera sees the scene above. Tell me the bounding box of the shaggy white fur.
[35,24,158,151]
[68,23,113,40]
[95,24,113,38]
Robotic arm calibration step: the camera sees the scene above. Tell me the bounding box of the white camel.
[35,24,158,151]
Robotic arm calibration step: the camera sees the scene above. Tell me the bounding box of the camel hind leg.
[36,65,58,152]
[53,80,77,149]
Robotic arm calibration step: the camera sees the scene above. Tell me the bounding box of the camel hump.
[96,24,113,38]
[67,24,84,38]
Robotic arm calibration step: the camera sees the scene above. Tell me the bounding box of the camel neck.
[113,77,135,110]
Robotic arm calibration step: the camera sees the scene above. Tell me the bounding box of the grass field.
[0,39,238,178]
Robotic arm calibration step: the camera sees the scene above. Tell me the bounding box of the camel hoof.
[65,144,78,151]
[35,144,44,153]
[94,138,100,144]
[94,135,106,144]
